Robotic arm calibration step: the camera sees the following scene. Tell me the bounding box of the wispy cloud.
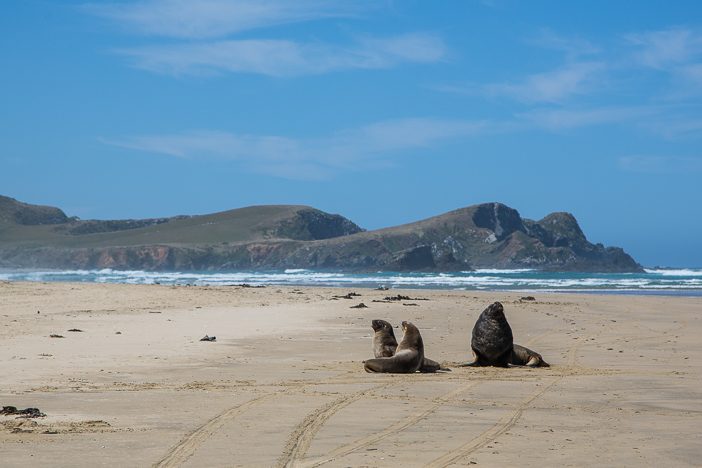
[519,106,658,130]
[434,62,605,103]
[436,26,702,139]
[526,29,600,59]
[482,61,604,103]
[118,33,447,77]
[102,118,491,180]
[619,155,702,173]
[625,27,702,69]
[84,0,445,77]
[518,104,702,137]
[83,0,362,39]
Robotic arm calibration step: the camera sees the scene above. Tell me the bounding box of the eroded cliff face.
[267,209,364,240]
[0,198,642,272]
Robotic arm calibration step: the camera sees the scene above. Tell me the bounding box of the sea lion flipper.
[457,348,482,367]
[364,350,420,373]
[526,356,549,367]
[457,360,480,367]
[511,344,549,367]
[418,357,445,373]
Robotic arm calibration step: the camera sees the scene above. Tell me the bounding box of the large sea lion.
[460,301,513,367]
[370,319,447,373]
[511,344,549,367]
[364,321,424,373]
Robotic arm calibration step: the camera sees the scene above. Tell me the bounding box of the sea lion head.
[401,321,418,334]
[372,319,393,332]
[482,301,505,320]
[399,321,424,354]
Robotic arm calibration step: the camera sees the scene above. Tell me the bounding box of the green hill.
[0,197,363,248]
[0,196,642,272]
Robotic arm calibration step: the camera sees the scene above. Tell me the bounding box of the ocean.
[1,268,702,296]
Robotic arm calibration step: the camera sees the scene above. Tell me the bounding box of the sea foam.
[1,268,701,294]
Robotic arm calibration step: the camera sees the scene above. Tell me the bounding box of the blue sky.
[1,1,701,267]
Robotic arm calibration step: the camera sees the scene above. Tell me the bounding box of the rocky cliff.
[0,196,642,272]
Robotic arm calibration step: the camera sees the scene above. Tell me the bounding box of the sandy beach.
[1,281,700,467]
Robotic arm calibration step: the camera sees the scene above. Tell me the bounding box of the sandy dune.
[1,281,700,467]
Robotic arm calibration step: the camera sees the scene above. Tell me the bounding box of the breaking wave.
[644,268,702,277]
[1,268,701,295]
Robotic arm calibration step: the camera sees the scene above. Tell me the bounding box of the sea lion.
[460,301,513,367]
[364,321,424,373]
[371,319,398,358]
[370,319,448,373]
[511,344,549,367]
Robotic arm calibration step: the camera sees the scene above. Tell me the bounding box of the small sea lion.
[511,344,549,367]
[364,321,424,373]
[460,301,513,367]
[371,319,398,358]
[370,320,448,372]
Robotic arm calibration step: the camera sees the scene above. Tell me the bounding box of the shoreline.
[2,266,702,298]
[1,281,700,466]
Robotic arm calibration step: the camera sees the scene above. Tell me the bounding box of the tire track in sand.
[153,392,278,468]
[303,380,481,468]
[277,383,392,468]
[425,329,597,467]
[425,376,561,468]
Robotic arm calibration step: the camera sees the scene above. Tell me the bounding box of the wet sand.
[1,281,700,467]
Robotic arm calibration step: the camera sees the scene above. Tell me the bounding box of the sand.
[1,281,700,467]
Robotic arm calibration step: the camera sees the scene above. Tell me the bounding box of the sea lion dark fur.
[511,344,549,367]
[460,301,514,367]
[364,321,424,373]
[371,319,398,358]
[370,319,448,373]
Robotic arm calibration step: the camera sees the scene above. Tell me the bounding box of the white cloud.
[85,0,445,77]
[84,0,361,39]
[117,34,447,77]
[101,118,490,180]
[527,30,600,59]
[626,27,702,69]
[436,62,605,103]
[619,155,702,173]
[519,106,658,130]
[482,61,605,103]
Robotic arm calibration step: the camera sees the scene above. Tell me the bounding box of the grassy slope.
[0,205,311,248]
